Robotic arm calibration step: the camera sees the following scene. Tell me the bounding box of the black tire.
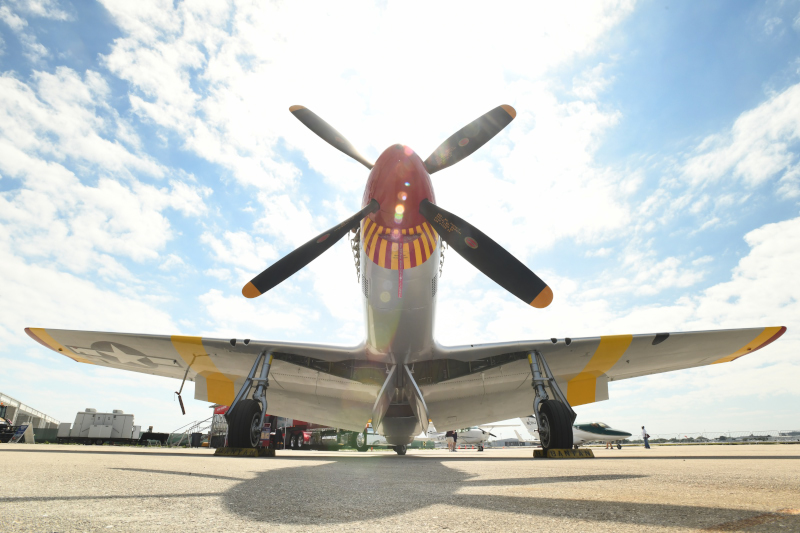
[227,399,261,448]
[478,446,484,452]
[356,430,368,452]
[617,443,622,450]
[538,400,573,452]
[394,444,407,455]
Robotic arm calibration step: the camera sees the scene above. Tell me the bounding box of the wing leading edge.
[25,327,381,431]
[26,325,786,432]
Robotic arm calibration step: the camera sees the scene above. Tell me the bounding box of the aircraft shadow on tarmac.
[203,454,796,529]
[1,450,798,529]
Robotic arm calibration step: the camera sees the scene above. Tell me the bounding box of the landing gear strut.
[226,350,273,449]
[528,350,576,453]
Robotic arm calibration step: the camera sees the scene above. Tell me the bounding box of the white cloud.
[158,253,185,271]
[0,4,49,62]
[0,66,211,277]
[7,0,71,21]
[682,82,800,188]
[586,247,613,258]
[764,16,783,36]
[0,241,177,347]
[0,5,27,32]
[200,230,277,279]
[204,267,231,281]
[778,163,800,198]
[96,0,636,201]
[197,289,314,339]
[0,68,164,177]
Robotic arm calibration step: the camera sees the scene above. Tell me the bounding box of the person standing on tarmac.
[453,429,458,451]
[445,430,455,451]
[642,426,650,449]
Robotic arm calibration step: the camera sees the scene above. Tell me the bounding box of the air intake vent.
[362,278,369,298]
[431,275,437,297]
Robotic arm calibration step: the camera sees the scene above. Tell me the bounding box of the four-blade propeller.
[245,104,552,308]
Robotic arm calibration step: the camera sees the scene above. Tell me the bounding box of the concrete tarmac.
[0,444,798,532]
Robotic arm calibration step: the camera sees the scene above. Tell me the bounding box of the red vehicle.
[282,419,365,451]
[214,405,365,451]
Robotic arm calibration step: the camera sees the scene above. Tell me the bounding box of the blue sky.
[1,0,798,438]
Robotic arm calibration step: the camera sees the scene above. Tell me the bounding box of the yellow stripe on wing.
[28,328,93,364]
[712,327,784,364]
[567,335,632,406]
[171,336,235,405]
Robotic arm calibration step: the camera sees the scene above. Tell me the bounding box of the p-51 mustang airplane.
[26,104,786,455]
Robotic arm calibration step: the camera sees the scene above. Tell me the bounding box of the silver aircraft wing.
[420,326,785,432]
[25,327,382,432]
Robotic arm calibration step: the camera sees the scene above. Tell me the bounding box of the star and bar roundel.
[361,218,439,269]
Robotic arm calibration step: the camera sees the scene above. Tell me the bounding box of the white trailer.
[57,408,141,445]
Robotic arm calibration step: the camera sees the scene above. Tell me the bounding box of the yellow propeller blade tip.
[289,105,305,112]
[500,105,517,119]
[530,286,553,308]
[242,282,262,299]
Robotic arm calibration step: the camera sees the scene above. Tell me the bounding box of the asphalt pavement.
[1,444,798,532]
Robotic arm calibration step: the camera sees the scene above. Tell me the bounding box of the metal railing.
[168,416,213,447]
[626,429,800,444]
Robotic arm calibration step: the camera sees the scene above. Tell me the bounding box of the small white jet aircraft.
[521,417,632,449]
[419,425,498,451]
[26,104,787,455]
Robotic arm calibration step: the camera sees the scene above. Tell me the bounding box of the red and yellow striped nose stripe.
[362,219,439,270]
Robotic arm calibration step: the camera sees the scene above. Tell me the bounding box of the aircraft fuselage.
[360,144,440,365]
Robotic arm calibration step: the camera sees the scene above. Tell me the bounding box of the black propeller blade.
[419,199,553,308]
[243,200,380,298]
[423,105,516,175]
[289,106,374,170]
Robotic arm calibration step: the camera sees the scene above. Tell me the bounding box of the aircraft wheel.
[356,430,368,452]
[617,443,622,450]
[394,444,407,455]
[538,400,573,452]
[574,444,579,450]
[227,399,261,448]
